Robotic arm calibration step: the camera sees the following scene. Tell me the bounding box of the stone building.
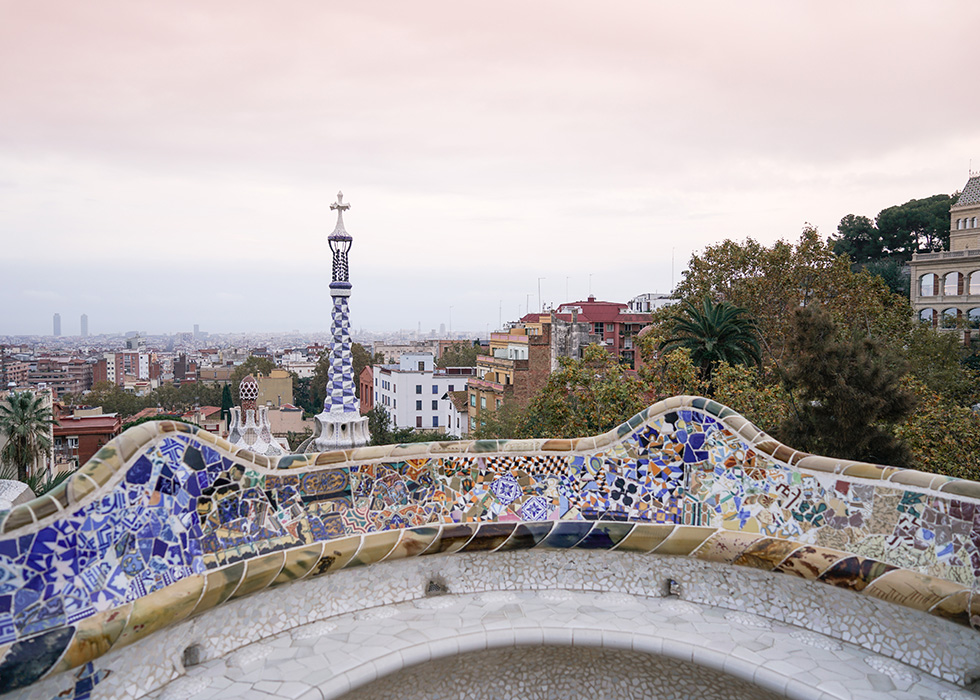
[909,173,980,339]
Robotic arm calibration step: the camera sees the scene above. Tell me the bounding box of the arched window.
[918,308,936,326]
[973,217,978,228]
[957,219,963,229]
[970,271,980,295]
[969,308,980,329]
[920,273,937,296]
[942,308,960,328]
[944,271,964,296]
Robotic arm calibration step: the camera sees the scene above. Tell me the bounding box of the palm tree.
[0,391,54,482]
[660,298,761,385]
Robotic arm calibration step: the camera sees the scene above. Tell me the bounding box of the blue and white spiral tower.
[310,191,369,450]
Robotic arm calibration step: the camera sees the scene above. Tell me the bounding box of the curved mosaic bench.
[1,395,980,696]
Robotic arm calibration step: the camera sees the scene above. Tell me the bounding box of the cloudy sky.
[2,1,978,336]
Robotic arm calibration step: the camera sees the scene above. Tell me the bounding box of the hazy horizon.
[3,1,979,336]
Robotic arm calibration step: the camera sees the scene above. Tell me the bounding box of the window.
[480,396,486,409]
[432,416,439,428]
[416,416,422,428]
[67,437,78,449]
[470,417,476,430]
[432,385,438,394]
[416,400,422,411]
[942,308,960,328]
[945,272,964,296]
[374,378,378,386]
[496,399,501,409]
[449,384,454,391]
[970,271,980,295]
[920,273,937,297]
[432,400,438,410]
[969,308,980,329]
[470,394,476,407]
[416,384,422,394]
[973,217,978,228]
[418,361,425,371]
[606,323,615,333]
[375,391,379,401]
[957,219,962,229]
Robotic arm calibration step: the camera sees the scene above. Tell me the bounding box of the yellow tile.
[308,536,362,577]
[49,604,132,674]
[693,530,762,564]
[118,575,205,648]
[270,543,324,586]
[653,526,716,556]
[863,569,965,611]
[615,524,675,553]
[347,530,402,567]
[190,564,245,616]
[230,552,286,599]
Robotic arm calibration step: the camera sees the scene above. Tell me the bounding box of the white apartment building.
[373,353,475,432]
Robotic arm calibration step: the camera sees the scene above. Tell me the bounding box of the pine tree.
[778,306,914,466]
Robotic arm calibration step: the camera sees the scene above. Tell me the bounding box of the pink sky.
[1,1,978,334]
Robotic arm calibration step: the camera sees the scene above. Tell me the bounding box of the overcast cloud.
[1,1,978,335]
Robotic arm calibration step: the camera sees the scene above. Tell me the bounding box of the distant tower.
[306,192,370,451]
[53,313,61,337]
[80,314,88,338]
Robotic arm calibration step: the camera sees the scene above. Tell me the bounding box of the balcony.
[912,249,980,262]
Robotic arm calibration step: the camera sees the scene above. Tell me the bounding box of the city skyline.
[2,1,979,335]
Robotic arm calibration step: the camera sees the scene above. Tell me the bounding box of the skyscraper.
[80,314,88,338]
[307,192,369,450]
[53,313,61,337]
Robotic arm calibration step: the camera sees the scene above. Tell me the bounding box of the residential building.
[522,295,652,369]
[94,351,153,387]
[256,369,293,407]
[359,365,374,414]
[182,406,224,435]
[374,340,441,364]
[373,353,475,432]
[443,390,469,438]
[910,173,980,340]
[0,354,30,388]
[467,324,554,433]
[53,409,122,469]
[28,357,93,398]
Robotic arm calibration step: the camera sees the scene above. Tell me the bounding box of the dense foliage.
[436,342,488,368]
[659,298,760,385]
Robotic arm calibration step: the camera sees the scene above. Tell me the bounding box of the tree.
[777,306,914,466]
[877,194,953,254]
[523,344,647,439]
[220,385,234,429]
[230,356,276,402]
[833,214,884,264]
[366,405,393,445]
[0,391,54,482]
[673,226,912,368]
[437,342,487,368]
[473,399,529,440]
[659,298,760,386]
[895,379,980,481]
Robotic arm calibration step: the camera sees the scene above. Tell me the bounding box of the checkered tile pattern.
[327,295,359,413]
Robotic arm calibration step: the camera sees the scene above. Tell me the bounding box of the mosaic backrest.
[1,395,979,694]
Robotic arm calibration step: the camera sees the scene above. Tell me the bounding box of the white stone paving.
[143,590,965,700]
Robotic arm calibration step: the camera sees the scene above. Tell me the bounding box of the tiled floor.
[145,591,970,700]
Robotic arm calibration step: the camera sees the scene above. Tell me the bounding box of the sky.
[2,1,979,336]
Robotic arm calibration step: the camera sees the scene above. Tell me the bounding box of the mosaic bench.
[1,395,979,698]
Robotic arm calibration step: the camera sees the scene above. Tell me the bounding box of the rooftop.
[955,174,980,207]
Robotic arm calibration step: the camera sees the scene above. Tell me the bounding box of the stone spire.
[305,191,370,451]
